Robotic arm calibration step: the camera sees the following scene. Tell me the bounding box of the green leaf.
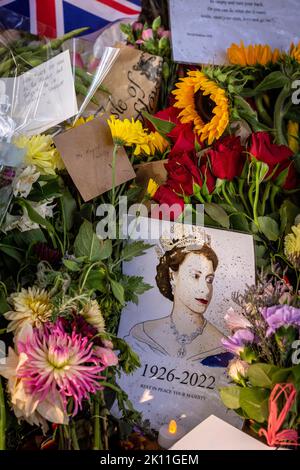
[30,178,62,201]
[142,110,175,136]
[63,259,81,272]
[13,229,46,247]
[98,239,113,260]
[274,165,289,187]
[253,71,289,94]
[272,368,293,385]
[0,291,10,314]
[233,96,268,132]
[0,244,23,263]
[85,268,108,293]
[257,216,280,241]
[255,244,268,268]
[230,213,250,232]
[219,386,241,409]
[279,200,300,235]
[74,220,112,262]
[110,279,125,305]
[15,198,55,234]
[239,388,270,423]
[61,189,76,231]
[204,202,230,229]
[248,363,279,389]
[120,241,152,263]
[121,275,153,304]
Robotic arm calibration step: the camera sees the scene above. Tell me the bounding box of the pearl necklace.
[170,317,207,358]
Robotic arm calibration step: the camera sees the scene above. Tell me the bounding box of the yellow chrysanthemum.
[14,134,64,175]
[80,300,105,333]
[227,41,280,66]
[107,115,146,147]
[173,70,229,144]
[69,115,94,128]
[147,178,159,197]
[287,121,299,154]
[148,132,169,155]
[284,223,300,269]
[4,287,53,338]
[289,42,300,62]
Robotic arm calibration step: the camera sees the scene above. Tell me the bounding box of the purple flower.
[261,305,300,336]
[222,329,254,355]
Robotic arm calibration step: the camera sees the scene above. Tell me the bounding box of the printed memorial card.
[117,218,256,432]
[169,0,300,65]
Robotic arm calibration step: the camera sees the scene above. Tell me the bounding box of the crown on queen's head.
[155,224,211,259]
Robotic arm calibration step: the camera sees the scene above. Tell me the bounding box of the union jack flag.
[0,0,141,38]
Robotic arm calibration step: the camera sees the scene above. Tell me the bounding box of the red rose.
[209,135,244,181]
[152,185,184,220]
[165,152,202,195]
[249,132,293,168]
[154,106,198,157]
[154,106,181,125]
[275,161,299,190]
[168,122,196,157]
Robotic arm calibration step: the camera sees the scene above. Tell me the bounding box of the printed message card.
[169,0,300,64]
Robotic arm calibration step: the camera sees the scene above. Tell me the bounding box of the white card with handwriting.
[169,0,300,65]
[1,51,77,135]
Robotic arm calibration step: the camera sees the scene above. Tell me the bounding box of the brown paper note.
[53,118,136,202]
[90,45,163,121]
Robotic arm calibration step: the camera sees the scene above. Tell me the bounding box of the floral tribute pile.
[0,13,299,450]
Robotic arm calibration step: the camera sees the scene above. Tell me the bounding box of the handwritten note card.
[53,118,136,201]
[2,51,78,135]
[169,0,300,65]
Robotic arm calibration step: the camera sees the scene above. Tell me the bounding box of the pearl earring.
[170,273,175,294]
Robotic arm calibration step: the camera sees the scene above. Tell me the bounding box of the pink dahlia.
[17,320,106,417]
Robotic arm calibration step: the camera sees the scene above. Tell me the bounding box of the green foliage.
[119,241,152,263]
[74,220,112,262]
[120,275,153,304]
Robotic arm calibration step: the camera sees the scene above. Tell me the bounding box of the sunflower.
[4,287,53,338]
[284,223,300,269]
[289,42,300,62]
[173,70,229,144]
[14,134,64,175]
[227,41,280,66]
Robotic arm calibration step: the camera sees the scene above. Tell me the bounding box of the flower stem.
[93,393,103,450]
[260,181,271,216]
[0,378,6,450]
[238,178,251,216]
[274,86,289,145]
[252,166,261,227]
[99,390,109,450]
[70,420,80,450]
[221,183,237,211]
[255,95,273,127]
[111,144,119,207]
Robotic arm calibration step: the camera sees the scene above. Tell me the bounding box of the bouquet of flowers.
[219,257,300,446]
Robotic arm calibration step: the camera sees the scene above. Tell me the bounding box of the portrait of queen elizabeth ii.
[117,220,255,431]
[124,224,234,366]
